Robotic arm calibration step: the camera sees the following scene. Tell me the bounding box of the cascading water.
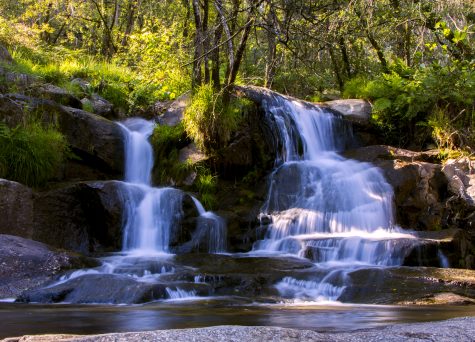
[117,118,183,255]
[252,95,428,302]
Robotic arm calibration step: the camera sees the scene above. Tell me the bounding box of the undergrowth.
[0,122,68,187]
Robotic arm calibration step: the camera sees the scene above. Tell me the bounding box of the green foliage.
[194,166,217,209]
[0,122,68,187]
[151,123,190,184]
[344,60,475,148]
[184,84,250,153]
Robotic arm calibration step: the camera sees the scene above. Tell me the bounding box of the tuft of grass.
[0,122,68,187]
[183,84,251,153]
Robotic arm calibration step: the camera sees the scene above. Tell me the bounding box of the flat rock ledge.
[4,317,475,342]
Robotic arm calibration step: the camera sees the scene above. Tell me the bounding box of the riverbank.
[3,317,475,341]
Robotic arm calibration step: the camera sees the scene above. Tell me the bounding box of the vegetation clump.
[0,122,68,187]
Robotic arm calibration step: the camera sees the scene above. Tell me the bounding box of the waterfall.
[253,95,418,301]
[118,118,225,255]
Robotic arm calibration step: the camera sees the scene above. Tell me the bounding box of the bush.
[0,123,68,187]
[183,84,250,153]
[343,61,475,149]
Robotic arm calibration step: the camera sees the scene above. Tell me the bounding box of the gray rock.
[10,317,475,341]
[157,92,190,126]
[0,179,34,239]
[81,94,114,119]
[324,99,372,124]
[0,234,97,299]
[443,158,475,206]
[32,84,82,108]
[57,106,124,176]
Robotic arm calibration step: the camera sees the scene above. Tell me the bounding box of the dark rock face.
[57,106,124,176]
[33,181,125,254]
[0,179,34,238]
[345,145,448,231]
[0,234,97,298]
[0,94,124,179]
[32,84,82,109]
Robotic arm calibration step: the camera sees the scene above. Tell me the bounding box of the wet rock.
[400,292,475,305]
[340,266,475,304]
[345,145,448,231]
[0,234,97,298]
[32,84,82,109]
[323,99,372,125]
[157,92,190,126]
[0,179,34,238]
[32,181,125,254]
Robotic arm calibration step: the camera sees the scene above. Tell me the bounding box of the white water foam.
[253,95,427,302]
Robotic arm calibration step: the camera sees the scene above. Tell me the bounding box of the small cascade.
[117,118,226,255]
[253,94,440,302]
[189,197,227,253]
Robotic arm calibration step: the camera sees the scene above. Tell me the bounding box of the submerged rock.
[0,234,97,299]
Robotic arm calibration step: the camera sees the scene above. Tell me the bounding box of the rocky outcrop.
[323,99,372,124]
[32,84,82,109]
[157,92,190,126]
[345,145,448,230]
[0,179,34,238]
[81,94,115,119]
[0,94,124,178]
[7,318,475,342]
[0,234,97,298]
[57,106,124,176]
[33,181,125,254]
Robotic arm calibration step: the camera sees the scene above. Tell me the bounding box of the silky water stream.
[2,105,475,338]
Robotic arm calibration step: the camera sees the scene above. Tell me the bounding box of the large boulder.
[345,145,448,230]
[0,234,97,298]
[33,181,125,254]
[323,99,372,125]
[57,106,124,176]
[0,94,124,178]
[0,179,34,238]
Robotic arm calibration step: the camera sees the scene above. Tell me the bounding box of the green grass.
[0,122,68,187]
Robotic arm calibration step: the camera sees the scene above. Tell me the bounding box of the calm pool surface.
[2,301,475,338]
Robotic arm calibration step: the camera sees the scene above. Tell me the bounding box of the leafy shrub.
[0,122,68,187]
[183,84,250,153]
[344,61,475,149]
